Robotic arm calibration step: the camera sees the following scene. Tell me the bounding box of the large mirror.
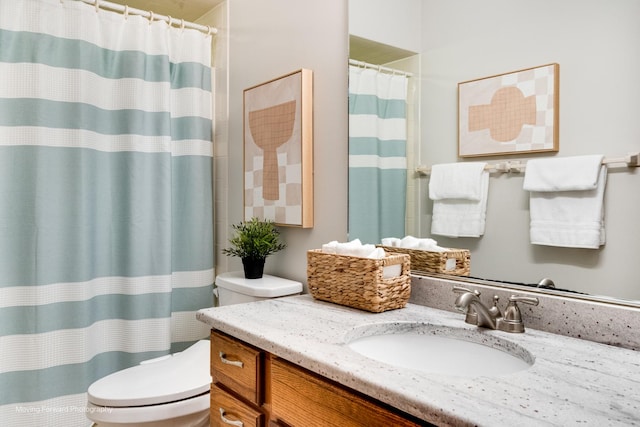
[348,0,640,305]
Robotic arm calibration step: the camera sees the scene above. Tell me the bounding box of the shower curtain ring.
[95,0,100,12]
[124,5,129,19]
[207,26,212,36]
[148,11,154,24]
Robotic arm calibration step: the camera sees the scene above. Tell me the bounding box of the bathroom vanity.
[197,282,640,426]
[209,329,423,426]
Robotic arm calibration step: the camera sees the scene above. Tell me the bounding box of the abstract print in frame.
[458,63,559,157]
[243,69,314,227]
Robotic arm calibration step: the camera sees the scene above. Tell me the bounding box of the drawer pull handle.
[219,407,244,426]
[219,351,244,368]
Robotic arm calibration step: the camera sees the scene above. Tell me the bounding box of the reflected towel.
[523,155,604,191]
[429,163,489,238]
[523,156,607,249]
[381,236,447,252]
[429,162,488,200]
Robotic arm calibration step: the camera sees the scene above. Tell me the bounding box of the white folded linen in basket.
[381,236,447,252]
[321,239,400,277]
[321,239,385,258]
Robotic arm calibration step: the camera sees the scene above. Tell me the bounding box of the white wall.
[349,0,421,52]
[418,0,640,300]
[225,0,349,286]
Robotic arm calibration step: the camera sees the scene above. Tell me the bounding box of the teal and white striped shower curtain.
[0,0,214,425]
[348,65,408,244]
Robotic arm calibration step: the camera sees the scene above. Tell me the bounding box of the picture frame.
[243,69,314,228]
[458,63,559,158]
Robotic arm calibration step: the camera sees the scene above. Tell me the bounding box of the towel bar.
[415,152,640,176]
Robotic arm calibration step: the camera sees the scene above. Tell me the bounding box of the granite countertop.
[197,295,640,426]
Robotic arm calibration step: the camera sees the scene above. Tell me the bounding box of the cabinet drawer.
[211,330,263,405]
[271,358,423,427]
[211,384,264,427]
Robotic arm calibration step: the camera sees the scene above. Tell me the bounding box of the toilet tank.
[214,271,303,306]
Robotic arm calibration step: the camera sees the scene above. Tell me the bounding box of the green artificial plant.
[222,217,286,260]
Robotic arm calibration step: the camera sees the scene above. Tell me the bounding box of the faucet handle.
[509,295,539,306]
[501,295,539,333]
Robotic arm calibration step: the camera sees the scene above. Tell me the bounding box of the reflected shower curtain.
[348,65,408,244]
[0,0,214,425]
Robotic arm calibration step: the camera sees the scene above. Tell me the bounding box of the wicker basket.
[377,246,470,276]
[307,249,411,313]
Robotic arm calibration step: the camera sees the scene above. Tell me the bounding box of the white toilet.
[86,272,302,426]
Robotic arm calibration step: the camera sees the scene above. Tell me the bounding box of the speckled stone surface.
[410,275,640,351]
[197,294,640,426]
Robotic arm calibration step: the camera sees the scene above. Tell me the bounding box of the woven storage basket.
[377,246,470,276]
[307,249,411,313]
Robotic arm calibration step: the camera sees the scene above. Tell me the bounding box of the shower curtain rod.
[349,59,413,77]
[73,0,218,35]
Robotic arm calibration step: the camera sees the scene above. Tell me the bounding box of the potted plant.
[222,217,287,279]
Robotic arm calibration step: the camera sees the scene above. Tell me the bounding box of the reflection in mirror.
[348,58,414,243]
[348,0,640,305]
[348,25,421,242]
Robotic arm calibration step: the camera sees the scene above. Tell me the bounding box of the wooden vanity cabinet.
[210,330,426,427]
[211,331,263,405]
[210,330,266,427]
[211,385,264,427]
[270,358,425,427]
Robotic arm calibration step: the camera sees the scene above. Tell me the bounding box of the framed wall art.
[458,63,559,158]
[243,69,314,227]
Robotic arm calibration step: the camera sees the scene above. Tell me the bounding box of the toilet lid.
[215,271,303,297]
[88,340,212,407]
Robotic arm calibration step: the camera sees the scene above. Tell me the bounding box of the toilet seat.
[86,391,210,425]
[87,340,211,408]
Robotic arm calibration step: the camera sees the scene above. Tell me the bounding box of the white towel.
[429,163,489,238]
[321,239,385,259]
[380,237,401,247]
[429,162,488,200]
[381,236,447,252]
[321,239,397,277]
[523,155,604,191]
[523,156,607,249]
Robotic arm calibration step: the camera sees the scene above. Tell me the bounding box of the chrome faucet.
[453,286,539,333]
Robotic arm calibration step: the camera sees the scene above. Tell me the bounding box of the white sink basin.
[345,322,534,377]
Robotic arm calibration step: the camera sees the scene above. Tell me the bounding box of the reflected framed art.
[458,63,559,157]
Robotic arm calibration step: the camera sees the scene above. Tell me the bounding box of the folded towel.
[523,156,607,249]
[429,163,489,238]
[321,240,397,277]
[523,155,604,192]
[417,240,446,252]
[429,162,488,200]
[398,235,420,248]
[321,239,385,259]
[381,237,401,247]
[382,236,447,252]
